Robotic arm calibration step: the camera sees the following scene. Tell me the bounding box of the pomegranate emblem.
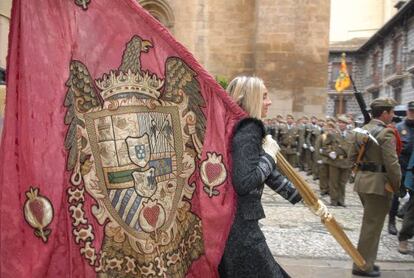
[138,199,166,233]
[23,187,54,242]
[200,152,227,197]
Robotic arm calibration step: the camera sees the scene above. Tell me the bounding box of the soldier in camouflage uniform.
[313,119,326,180]
[315,121,336,196]
[323,115,353,206]
[273,115,285,142]
[307,117,322,180]
[298,116,309,171]
[279,114,299,167]
[265,118,277,139]
[305,116,317,176]
[350,98,401,277]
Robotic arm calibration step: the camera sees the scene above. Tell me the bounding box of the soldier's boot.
[398,240,410,254]
[388,217,398,235]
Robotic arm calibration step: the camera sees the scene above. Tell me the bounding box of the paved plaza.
[261,170,414,277]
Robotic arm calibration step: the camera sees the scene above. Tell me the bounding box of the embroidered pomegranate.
[28,199,45,226]
[143,206,160,228]
[23,187,53,242]
[139,200,166,233]
[205,162,222,183]
[200,152,227,197]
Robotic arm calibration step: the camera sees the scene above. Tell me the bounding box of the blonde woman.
[218,77,302,278]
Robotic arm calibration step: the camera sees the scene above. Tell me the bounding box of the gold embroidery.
[64,35,206,276]
[200,152,227,197]
[74,0,91,10]
[23,187,54,243]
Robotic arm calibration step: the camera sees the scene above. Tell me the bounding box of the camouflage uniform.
[349,98,401,275]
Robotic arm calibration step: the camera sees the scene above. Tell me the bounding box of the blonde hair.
[226,76,265,119]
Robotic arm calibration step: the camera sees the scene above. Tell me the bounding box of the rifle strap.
[353,124,385,172]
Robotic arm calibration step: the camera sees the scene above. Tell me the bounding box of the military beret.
[318,118,325,122]
[370,97,398,109]
[326,117,337,123]
[337,115,349,124]
[408,101,414,110]
[276,114,283,119]
[286,114,294,120]
[326,122,336,128]
[302,116,309,120]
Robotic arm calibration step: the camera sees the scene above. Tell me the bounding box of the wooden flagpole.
[276,153,367,270]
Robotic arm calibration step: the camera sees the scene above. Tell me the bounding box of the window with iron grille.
[392,36,402,73]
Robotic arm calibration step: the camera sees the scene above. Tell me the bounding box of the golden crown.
[96,69,164,100]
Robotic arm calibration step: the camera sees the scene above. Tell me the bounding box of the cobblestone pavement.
[260,169,414,277]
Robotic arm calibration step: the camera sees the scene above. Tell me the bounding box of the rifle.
[349,75,370,124]
[349,75,371,180]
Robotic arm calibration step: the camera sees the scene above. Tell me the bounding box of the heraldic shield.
[126,134,151,168]
[64,35,207,277]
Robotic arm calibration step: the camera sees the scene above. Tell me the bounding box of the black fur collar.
[234,117,266,138]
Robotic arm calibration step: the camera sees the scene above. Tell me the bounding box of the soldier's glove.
[262,135,280,162]
[296,152,300,156]
[303,144,308,149]
[400,188,410,202]
[319,148,323,154]
[309,200,330,218]
[309,146,315,152]
[328,151,337,160]
[317,160,323,164]
[399,186,408,198]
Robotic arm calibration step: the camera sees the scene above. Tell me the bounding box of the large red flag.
[0,0,245,277]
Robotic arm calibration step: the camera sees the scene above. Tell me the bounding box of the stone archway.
[138,0,175,29]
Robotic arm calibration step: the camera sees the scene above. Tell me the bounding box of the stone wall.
[327,14,414,118]
[330,0,398,42]
[162,0,256,78]
[1,0,331,119]
[153,0,331,117]
[252,0,330,117]
[254,0,296,116]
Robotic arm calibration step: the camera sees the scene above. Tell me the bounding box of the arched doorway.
[138,0,175,30]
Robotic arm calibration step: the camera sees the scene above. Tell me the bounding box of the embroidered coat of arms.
[64,35,207,277]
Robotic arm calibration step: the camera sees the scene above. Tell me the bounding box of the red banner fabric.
[0,0,245,277]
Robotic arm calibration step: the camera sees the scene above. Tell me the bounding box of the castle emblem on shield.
[64,35,206,277]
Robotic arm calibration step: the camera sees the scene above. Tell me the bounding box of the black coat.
[219,118,302,278]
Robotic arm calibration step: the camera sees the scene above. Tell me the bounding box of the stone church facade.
[139,0,331,117]
[0,0,331,118]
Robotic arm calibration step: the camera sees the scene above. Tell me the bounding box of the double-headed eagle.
[64,35,206,172]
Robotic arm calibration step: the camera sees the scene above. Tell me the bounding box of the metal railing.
[364,73,381,88]
[384,63,403,77]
